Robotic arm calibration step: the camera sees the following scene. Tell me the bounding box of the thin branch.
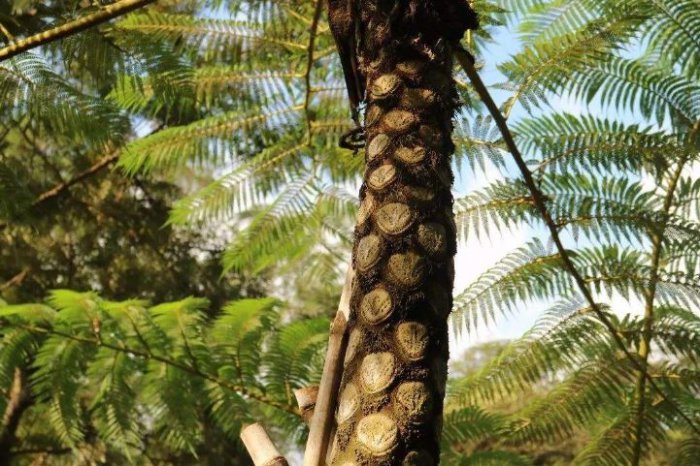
[0,22,14,43]
[0,368,31,460]
[455,46,700,436]
[0,0,156,62]
[302,267,353,466]
[17,124,65,184]
[0,151,118,232]
[32,152,119,206]
[632,156,687,466]
[0,268,29,291]
[0,124,165,231]
[9,447,71,456]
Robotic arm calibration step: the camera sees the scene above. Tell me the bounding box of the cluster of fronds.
[1,1,517,286]
[445,0,700,464]
[0,292,327,461]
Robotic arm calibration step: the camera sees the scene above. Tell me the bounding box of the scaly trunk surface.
[328,2,477,465]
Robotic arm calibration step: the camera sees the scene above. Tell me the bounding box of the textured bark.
[328,2,477,465]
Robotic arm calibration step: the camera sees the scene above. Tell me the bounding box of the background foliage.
[0,0,699,465]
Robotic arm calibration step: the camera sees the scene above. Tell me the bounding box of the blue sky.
[451,27,539,351]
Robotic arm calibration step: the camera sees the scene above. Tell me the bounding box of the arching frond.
[169,137,308,224]
[0,293,314,457]
[119,104,302,174]
[450,299,612,405]
[572,406,666,466]
[638,0,700,80]
[499,15,641,113]
[116,11,308,61]
[562,57,700,127]
[509,359,633,444]
[515,113,679,174]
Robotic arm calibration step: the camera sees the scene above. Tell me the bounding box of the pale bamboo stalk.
[302,267,354,466]
[294,386,319,425]
[240,423,289,466]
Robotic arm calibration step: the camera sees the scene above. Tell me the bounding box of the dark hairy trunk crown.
[328,1,477,465]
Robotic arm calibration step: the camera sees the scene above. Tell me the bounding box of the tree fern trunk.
[328,2,477,464]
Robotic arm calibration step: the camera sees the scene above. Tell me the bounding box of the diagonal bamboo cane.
[241,423,290,466]
[240,267,353,466]
[0,0,156,62]
[302,267,354,466]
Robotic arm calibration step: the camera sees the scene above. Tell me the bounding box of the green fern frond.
[458,451,534,466]
[87,347,144,456]
[221,175,337,273]
[0,328,39,418]
[32,335,90,447]
[453,242,649,332]
[652,306,700,361]
[517,0,599,42]
[265,317,329,405]
[140,359,206,453]
[116,11,307,61]
[450,300,612,406]
[210,297,280,388]
[192,66,303,109]
[119,104,302,174]
[499,16,641,113]
[452,239,565,332]
[563,57,700,127]
[509,358,633,444]
[669,436,700,466]
[1,53,130,148]
[638,0,700,80]
[572,405,666,466]
[454,179,533,240]
[453,115,508,174]
[442,406,511,447]
[515,113,679,174]
[169,137,308,224]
